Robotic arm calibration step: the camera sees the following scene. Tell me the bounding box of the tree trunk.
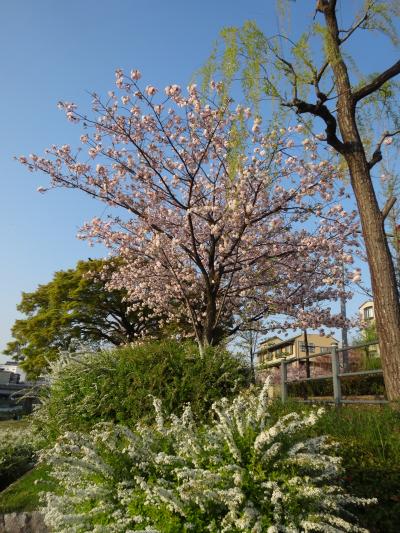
[324,4,400,400]
[197,340,206,357]
[204,287,218,347]
[250,332,257,384]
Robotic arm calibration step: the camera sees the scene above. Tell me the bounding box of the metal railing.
[262,341,387,406]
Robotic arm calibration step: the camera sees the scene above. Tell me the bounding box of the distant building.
[0,369,20,385]
[258,332,339,365]
[256,332,339,393]
[359,300,375,323]
[358,300,379,357]
[0,362,26,383]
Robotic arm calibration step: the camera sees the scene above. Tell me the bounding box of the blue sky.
[0,1,398,361]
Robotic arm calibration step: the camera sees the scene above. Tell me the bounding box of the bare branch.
[274,53,298,101]
[314,61,329,89]
[368,130,400,169]
[338,8,370,45]
[353,60,400,103]
[284,98,345,153]
[382,197,397,220]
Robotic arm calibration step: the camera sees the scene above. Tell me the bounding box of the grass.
[0,417,54,514]
[0,464,53,514]
[0,418,29,431]
[0,417,36,492]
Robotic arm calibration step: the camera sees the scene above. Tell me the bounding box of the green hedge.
[33,340,248,442]
[287,373,385,398]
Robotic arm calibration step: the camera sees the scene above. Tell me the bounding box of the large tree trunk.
[194,292,218,357]
[346,154,400,400]
[324,4,400,400]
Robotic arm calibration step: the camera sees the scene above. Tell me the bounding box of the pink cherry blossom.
[352,268,362,282]
[20,69,360,351]
[145,85,157,96]
[130,69,141,81]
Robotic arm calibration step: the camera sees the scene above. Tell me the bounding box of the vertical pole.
[331,345,342,407]
[341,263,349,371]
[280,358,288,403]
[303,328,311,379]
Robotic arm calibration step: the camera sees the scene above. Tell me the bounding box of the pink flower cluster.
[20,69,360,347]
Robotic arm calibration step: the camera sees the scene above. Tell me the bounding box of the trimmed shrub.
[40,381,375,532]
[287,374,385,398]
[32,340,247,441]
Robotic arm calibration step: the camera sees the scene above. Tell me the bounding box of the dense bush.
[41,381,374,532]
[33,340,247,441]
[287,373,385,398]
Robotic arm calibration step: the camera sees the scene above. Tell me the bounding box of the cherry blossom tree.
[20,70,359,353]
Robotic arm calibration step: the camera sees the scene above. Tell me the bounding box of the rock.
[0,512,47,533]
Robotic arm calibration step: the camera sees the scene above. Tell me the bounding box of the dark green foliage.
[4,259,161,379]
[287,373,385,398]
[33,340,247,441]
[316,406,400,533]
[0,439,35,492]
[0,449,33,492]
[353,322,379,345]
[0,464,53,513]
[268,401,400,533]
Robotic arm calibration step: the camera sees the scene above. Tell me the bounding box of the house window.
[320,347,331,354]
[300,342,315,353]
[363,306,374,320]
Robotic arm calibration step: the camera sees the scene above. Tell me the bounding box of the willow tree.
[200,0,400,400]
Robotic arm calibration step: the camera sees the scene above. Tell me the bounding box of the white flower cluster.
[0,426,36,454]
[0,425,43,483]
[40,379,375,532]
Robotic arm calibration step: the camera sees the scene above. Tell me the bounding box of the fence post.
[331,345,342,406]
[280,358,288,403]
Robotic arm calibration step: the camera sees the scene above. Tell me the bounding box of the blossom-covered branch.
[20,69,359,350]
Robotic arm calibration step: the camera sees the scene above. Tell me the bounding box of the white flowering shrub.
[41,380,375,532]
[0,426,41,490]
